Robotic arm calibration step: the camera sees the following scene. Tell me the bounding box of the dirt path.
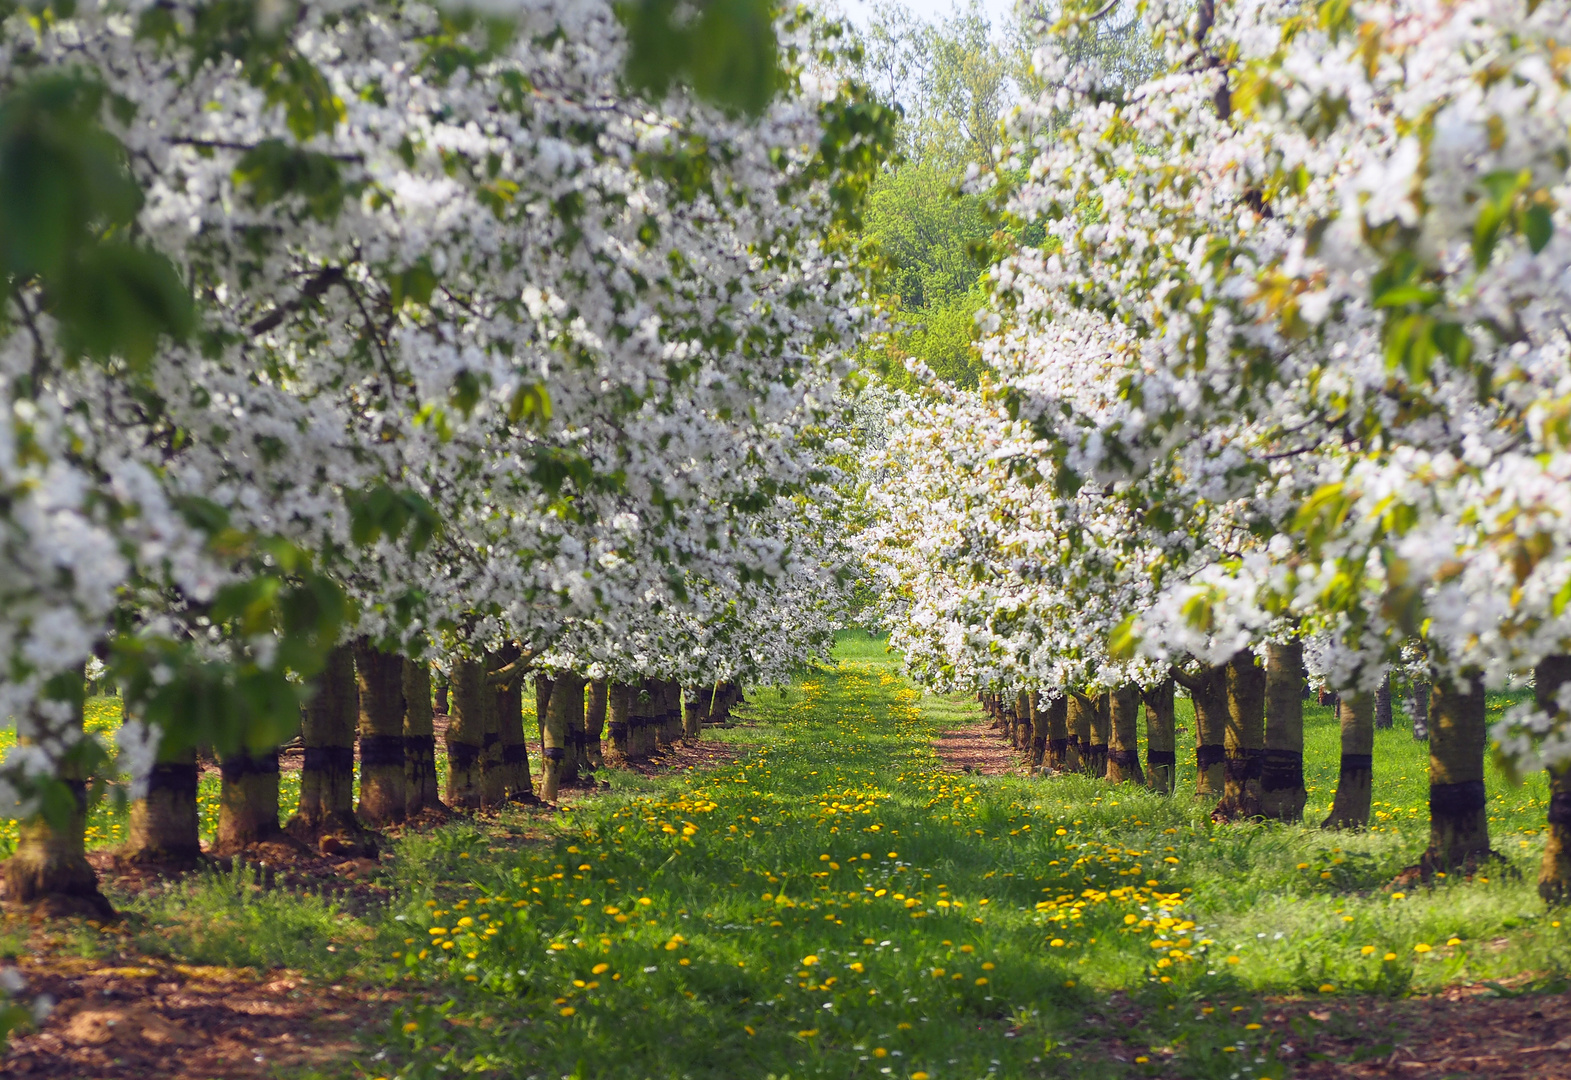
[1,950,394,1080]
[931,721,1033,776]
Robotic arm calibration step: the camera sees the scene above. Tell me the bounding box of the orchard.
[2,0,1571,1077]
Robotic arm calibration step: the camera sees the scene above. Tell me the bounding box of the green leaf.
[233,140,345,220]
[1524,203,1553,254]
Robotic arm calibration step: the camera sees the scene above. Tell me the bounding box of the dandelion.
[402,1022,418,1033]
[1383,952,1397,961]
[1361,945,1376,955]
[1413,943,1432,953]
[560,1007,576,1017]
[1446,938,1461,946]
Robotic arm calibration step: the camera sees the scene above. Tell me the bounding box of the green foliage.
[620,0,779,116]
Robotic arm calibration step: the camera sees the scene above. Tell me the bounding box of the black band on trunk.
[1109,749,1140,767]
[1196,743,1226,770]
[220,751,280,781]
[303,745,355,772]
[502,744,530,765]
[1146,750,1177,768]
[1549,791,1571,827]
[1067,735,1082,748]
[447,742,480,769]
[1088,743,1108,754]
[359,735,407,767]
[482,731,500,747]
[1338,753,1373,775]
[607,721,628,738]
[64,777,88,811]
[544,746,566,761]
[1430,779,1486,815]
[405,735,436,758]
[1224,749,1263,781]
[1260,749,1304,791]
[147,762,198,796]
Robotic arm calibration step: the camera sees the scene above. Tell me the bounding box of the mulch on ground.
[932,723,1033,776]
[0,947,396,1080]
[2,729,750,1080]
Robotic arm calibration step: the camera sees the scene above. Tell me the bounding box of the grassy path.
[354,640,1567,1080]
[7,639,1570,1079]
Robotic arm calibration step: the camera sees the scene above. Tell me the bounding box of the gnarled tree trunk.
[1087,691,1111,778]
[1537,656,1571,905]
[1322,692,1372,830]
[1106,685,1143,785]
[683,687,705,741]
[6,670,113,917]
[402,657,443,816]
[1142,680,1176,795]
[1421,674,1492,874]
[1026,692,1046,768]
[355,640,407,827]
[1261,641,1307,822]
[444,658,485,811]
[657,680,682,749]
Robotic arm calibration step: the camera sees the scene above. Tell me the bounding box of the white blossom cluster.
[0,0,879,801]
[864,0,1571,770]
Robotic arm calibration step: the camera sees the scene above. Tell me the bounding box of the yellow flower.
[1296,862,1309,870]
[981,961,994,970]
[1318,984,1335,993]
[975,977,988,986]
[1360,945,1376,955]
[1383,952,1397,961]
[873,1048,887,1058]
[1049,938,1064,947]
[1245,1023,1261,1030]
[1226,956,1241,965]
[1446,938,1462,946]
[1413,942,1431,953]
[744,1025,755,1036]
[456,917,474,928]
[593,963,610,974]
[402,1021,419,1033]
[1135,1056,1149,1064]
[796,1029,819,1038]
[802,955,819,966]
[1390,892,1406,900]
[559,1007,576,1017]
[912,1073,930,1080]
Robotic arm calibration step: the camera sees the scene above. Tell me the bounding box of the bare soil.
[932,723,1034,776]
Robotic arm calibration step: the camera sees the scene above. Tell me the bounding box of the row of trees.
[0,0,894,916]
[863,0,1571,902]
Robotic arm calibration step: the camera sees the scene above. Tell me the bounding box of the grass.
[9,634,1571,1079]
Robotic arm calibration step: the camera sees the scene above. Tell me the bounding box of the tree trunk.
[1142,680,1176,795]
[1375,673,1394,729]
[1261,641,1307,822]
[587,679,609,764]
[402,657,443,816]
[1087,691,1110,777]
[1106,685,1144,785]
[444,658,485,811]
[127,738,200,866]
[1188,667,1228,798]
[658,680,682,749]
[541,672,586,801]
[604,682,632,765]
[433,674,449,719]
[494,651,535,803]
[1215,651,1265,819]
[1066,692,1093,773]
[1421,674,1492,874]
[5,671,113,917]
[288,644,371,853]
[1536,655,1571,905]
[683,687,705,741]
[1043,693,1069,771]
[1410,679,1430,741]
[355,640,407,827]
[1322,692,1373,829]
[479,651,507,809]
[214,745,286,855]
[1026,692,1046,767]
